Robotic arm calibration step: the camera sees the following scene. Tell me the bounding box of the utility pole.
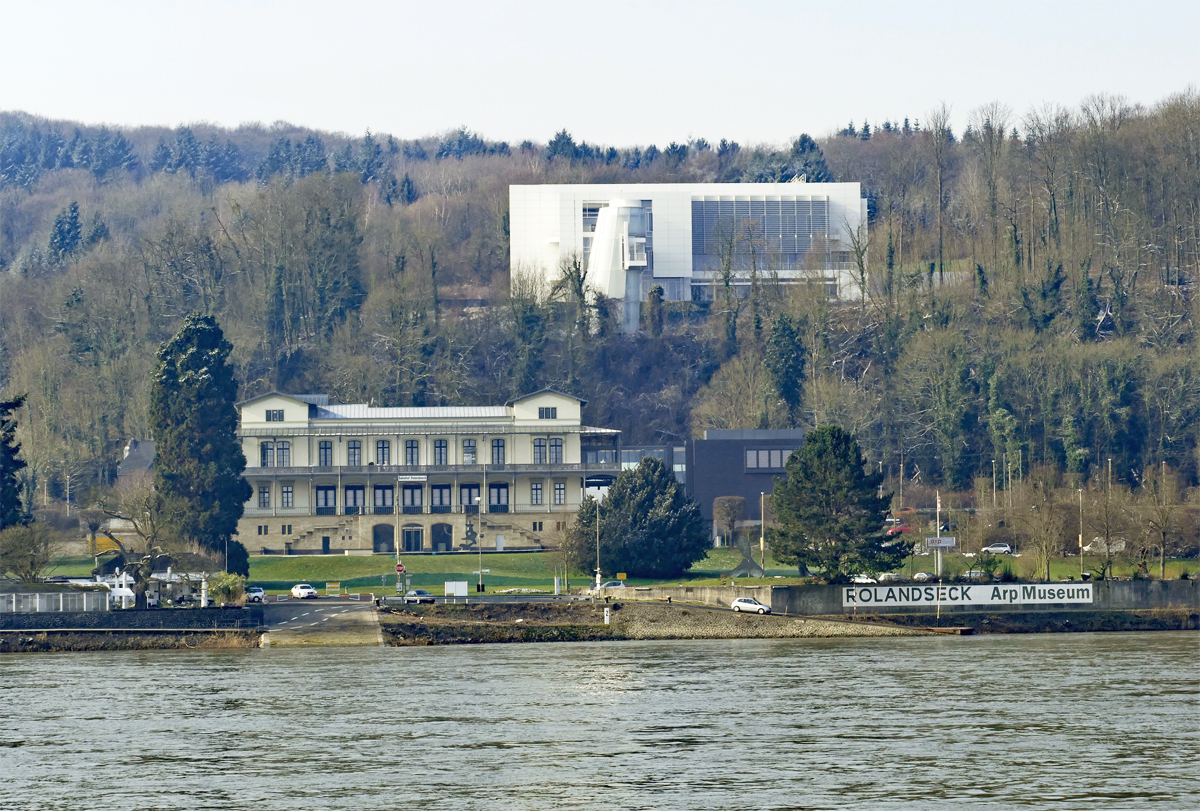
[595,497,601,590]
[1078,488,1084,576]
[992,459,997,509]
[759,491,766,575]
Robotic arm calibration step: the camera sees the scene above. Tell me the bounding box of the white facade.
[510,182,867,330]
[234,389,620,554]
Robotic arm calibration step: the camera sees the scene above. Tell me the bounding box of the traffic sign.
[396,562,406,574]
[926,536,957,548]
[616,573,626,581]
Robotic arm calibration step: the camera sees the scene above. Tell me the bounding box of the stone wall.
[0,607,264,631]
[600,580,1200,615]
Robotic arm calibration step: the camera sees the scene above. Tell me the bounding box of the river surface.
[1,632,1197,810]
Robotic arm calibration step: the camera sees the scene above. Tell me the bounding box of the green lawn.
[47,548,1195,593]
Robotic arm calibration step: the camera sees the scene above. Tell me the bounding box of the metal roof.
[314,405,511,420]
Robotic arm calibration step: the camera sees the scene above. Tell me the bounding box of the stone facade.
[235,389,619,554]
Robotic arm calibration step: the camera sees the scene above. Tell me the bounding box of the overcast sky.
[2,0,1196,146]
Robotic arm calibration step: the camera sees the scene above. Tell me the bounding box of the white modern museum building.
[509,181,867,330]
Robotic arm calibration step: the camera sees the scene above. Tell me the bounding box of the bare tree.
[712,496,746,547]
[926,103,953,285]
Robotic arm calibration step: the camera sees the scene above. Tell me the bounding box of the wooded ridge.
[0,90,1196,510]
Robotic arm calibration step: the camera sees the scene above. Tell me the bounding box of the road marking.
[302,612,311,617]
[322,617,331,622]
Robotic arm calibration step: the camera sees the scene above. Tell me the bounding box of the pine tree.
[399,172,418,205]
[770,425,904,580]
[149,314,251,556]
[567,457,707,579]
[0,396,29,531]
[764,313,806,424]
[48,201,82,261]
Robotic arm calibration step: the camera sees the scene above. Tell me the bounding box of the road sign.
[616,573,626,581]
[472,569,491,575]
[926,536,957,548]
[396,562,406,573]
[325,582,341,596]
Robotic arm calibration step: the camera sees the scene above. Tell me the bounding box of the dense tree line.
[0,92,1196,522]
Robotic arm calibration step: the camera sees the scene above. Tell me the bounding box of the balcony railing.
[345,506,362,516]
[245,503,582,518]
[402,506,423,515]
[316,506,336,516]
[373,506,394,515]
[431,505,451,514]
[246,461,619,477]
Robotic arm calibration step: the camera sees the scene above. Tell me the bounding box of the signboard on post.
[445,581,468,597]
[325,582,341,596]
[926,536,957,549]
[396,562,406,574]
[616,573,627,581]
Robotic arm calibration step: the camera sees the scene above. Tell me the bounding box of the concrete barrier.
[600,580,1199,615]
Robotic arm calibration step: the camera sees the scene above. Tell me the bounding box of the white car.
[290,583,318,599]
[246,586,265,603]
[877,572,904,582]
[913,572,935,582]
[851,574,877,584]
[980,543,1013,555]
[403,589,435,604]
[731,597,770,614]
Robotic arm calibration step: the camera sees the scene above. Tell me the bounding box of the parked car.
[851,574,877,584]
[877,572,904,582]
[886,523,913,536]
[912,572,935,582]
[246,586,265,603]
[599,581,625,589]
[404,589,435,604]
[731,597,770,614]
[290,583,318,599]
[980,543,1013,555]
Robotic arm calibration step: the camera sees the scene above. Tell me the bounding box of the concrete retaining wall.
[0,607,265,631]
[601,580,1200,615]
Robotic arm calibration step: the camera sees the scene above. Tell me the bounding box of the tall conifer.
[0,396,29,531]
[149,314,250,555]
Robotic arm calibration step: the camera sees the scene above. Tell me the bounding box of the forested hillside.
[0,90,1197,511]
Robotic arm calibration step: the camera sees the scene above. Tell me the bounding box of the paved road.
[261,599,382,646]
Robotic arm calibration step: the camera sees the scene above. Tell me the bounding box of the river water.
[1,633,1197,810]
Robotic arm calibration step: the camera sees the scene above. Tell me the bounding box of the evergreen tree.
[398,172,418,205]
[567,457,708,579]
[48,201,82,260]
[770,425,904,580]
[149,314,251,555]
[357,131,385,183]
[545,129,578,162]
[0,396,29,531]
[764,313,806,424]
[790,134,833,182]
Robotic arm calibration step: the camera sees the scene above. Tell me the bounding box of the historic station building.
[235,390,620,554]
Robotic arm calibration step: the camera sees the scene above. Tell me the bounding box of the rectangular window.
[550,438,563,465]
[282,524,291,535]
[461,484,480,511]
[319,441,332,466]
[281,485,293,508]
[345,486,365,508]
[405,440,419,466]
[770,449,783,468]
[531,482,543,505]
[276,442,290,467]
[257,525,263,536]
[554,482,566,506]
[347,440,361,466]
[489,483,509,510]
[462,439,477,465]
[265,409,283,422]
[374,485,394,507]
[376,440,390,466]
[258,486,270,509]
[431,485,452,507]
[434,439,448,466]
[316,487,336,508]
[260,442,274,468]
[534,438,547,465]
[538,407,557,419]
[746,450,757,468]
[532,521,543,532]
[402,485,423,507]
[491,439,505,465]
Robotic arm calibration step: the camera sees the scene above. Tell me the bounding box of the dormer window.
[265,409,284,422]
[538,407,557,419]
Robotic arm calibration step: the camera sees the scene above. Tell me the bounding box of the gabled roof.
[235,391,330,407]
[505,388,587,407]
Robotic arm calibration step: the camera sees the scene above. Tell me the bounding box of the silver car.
[731,597,770,614]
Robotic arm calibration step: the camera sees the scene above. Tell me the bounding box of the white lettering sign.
[926,536,957,548]
[842,583,1094,608]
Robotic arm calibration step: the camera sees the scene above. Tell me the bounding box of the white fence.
[1,592,110,613]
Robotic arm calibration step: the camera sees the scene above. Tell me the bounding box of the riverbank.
[863,608,1200,634]
[377,601,927,645]
[0,630,260,653]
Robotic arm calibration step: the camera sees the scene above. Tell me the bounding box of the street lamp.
[476,495,484,594]
[595,496,602,590]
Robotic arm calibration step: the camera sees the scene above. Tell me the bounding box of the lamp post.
[759,491,765,576]
[1078,487,1084,576]
[595,496,602,590]
[476,496,484,594]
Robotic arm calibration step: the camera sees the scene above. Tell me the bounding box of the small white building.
[510,182,867,330]
[235,389,620,554]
